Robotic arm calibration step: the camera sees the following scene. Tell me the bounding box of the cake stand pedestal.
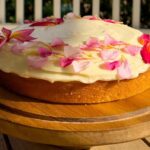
[0,86,150,149]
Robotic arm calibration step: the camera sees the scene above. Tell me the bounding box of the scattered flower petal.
[140,42,150,63]
[38,47,52,57]
[100,60,121,70]
[30,18,63,27]
[100,50,119,60]
[117,59,131,79]
[83,16,100,20]
[103,19,118,24]
[2,27,11,40]
[0,27,12,48]
[10,29,36,42]
[72,61,91,72]
[11,42,26,54]
[30,21,56,27]
[24,20,33,24]
[51,37,65,47]
[60,57,74,67]
[0,36,7,48]
[64,12,78,19]
[123,45,141,56]
[64,46,81,58]
[27,56,48,69]
[80,37,102,50]
[138,34,150,45]
[104,34,124,45]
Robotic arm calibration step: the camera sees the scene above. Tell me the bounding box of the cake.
[0,13,150,104]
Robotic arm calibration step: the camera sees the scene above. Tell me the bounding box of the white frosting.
[0,18,149,83]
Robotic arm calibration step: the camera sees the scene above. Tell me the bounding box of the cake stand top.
[0,86,150,147]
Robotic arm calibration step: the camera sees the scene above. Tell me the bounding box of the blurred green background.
[6,0,150,28]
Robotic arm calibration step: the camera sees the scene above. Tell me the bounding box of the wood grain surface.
[0,86,150,147]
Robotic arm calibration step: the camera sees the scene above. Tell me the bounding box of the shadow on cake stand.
[0,86,150,149]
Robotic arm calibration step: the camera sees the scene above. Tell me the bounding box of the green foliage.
[43,0,53,17]
[24,0,34,20]
[6,0,16,22]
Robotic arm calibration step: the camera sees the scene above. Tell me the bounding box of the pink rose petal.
[27,56,48,69]
[72,61,91,72]
[51,37,65,47]
[2,27,12,40]
[138,34,150,45]
[64,12,78,19]
[0,37,7,48]
[83,16,100,20]
[100,60,121,70]
[100,50,119,61]
[117,60,131,79]
[104,34,124,45]
[123,45,141,56]
[64,46,81,58]
[24,20,33,24]
[11,42,26,54]
[81,37,102,50]
[103,19,118,24]
[140,42,150,63]
[60,57,74,67]
[38,47,52,57]
[30,18,63,27]
[10,29,36,42]
[0,27,12,48]
[30,21,56,27]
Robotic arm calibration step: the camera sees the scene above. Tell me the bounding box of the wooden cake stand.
[0,86,150,148]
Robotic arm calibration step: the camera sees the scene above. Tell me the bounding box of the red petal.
[30,21,56,27]
[11,29,36,42]
[141,42,150,63]
[38,47,52,57]
[60,57,74,67]
[2,27,11,40]
[138,34,150,45]
[27,56,48,69]
[117,59,131,79]
[100,61,121,70]
[30,18,63,27]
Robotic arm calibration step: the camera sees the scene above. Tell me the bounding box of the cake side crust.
[0,69,150,104]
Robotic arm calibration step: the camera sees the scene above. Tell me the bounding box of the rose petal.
[138,34,150,45]
[60,57,74,67]
[38,47,52,57]
[27,56,48,69]
[72,61,91,72]
[64,46,81,58]
[2,27,11,40]
[30,21,56,27]
[24,20,33,24]
[117,60,131,79]
[81,37,102,50]
[64,13,78,19]
[140,42,150,63]
[104,34,124,45]
[123,45,141,56]
[100,50,119,60]
[0,37,7,48]
[51,37,65,47]
[10,29,36,42]
[0,27,12,48]
[30,18,63,27]
[11,42,26,54]
[103,19,118,24]
[100,60,121,70]
[83,16,100,20]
